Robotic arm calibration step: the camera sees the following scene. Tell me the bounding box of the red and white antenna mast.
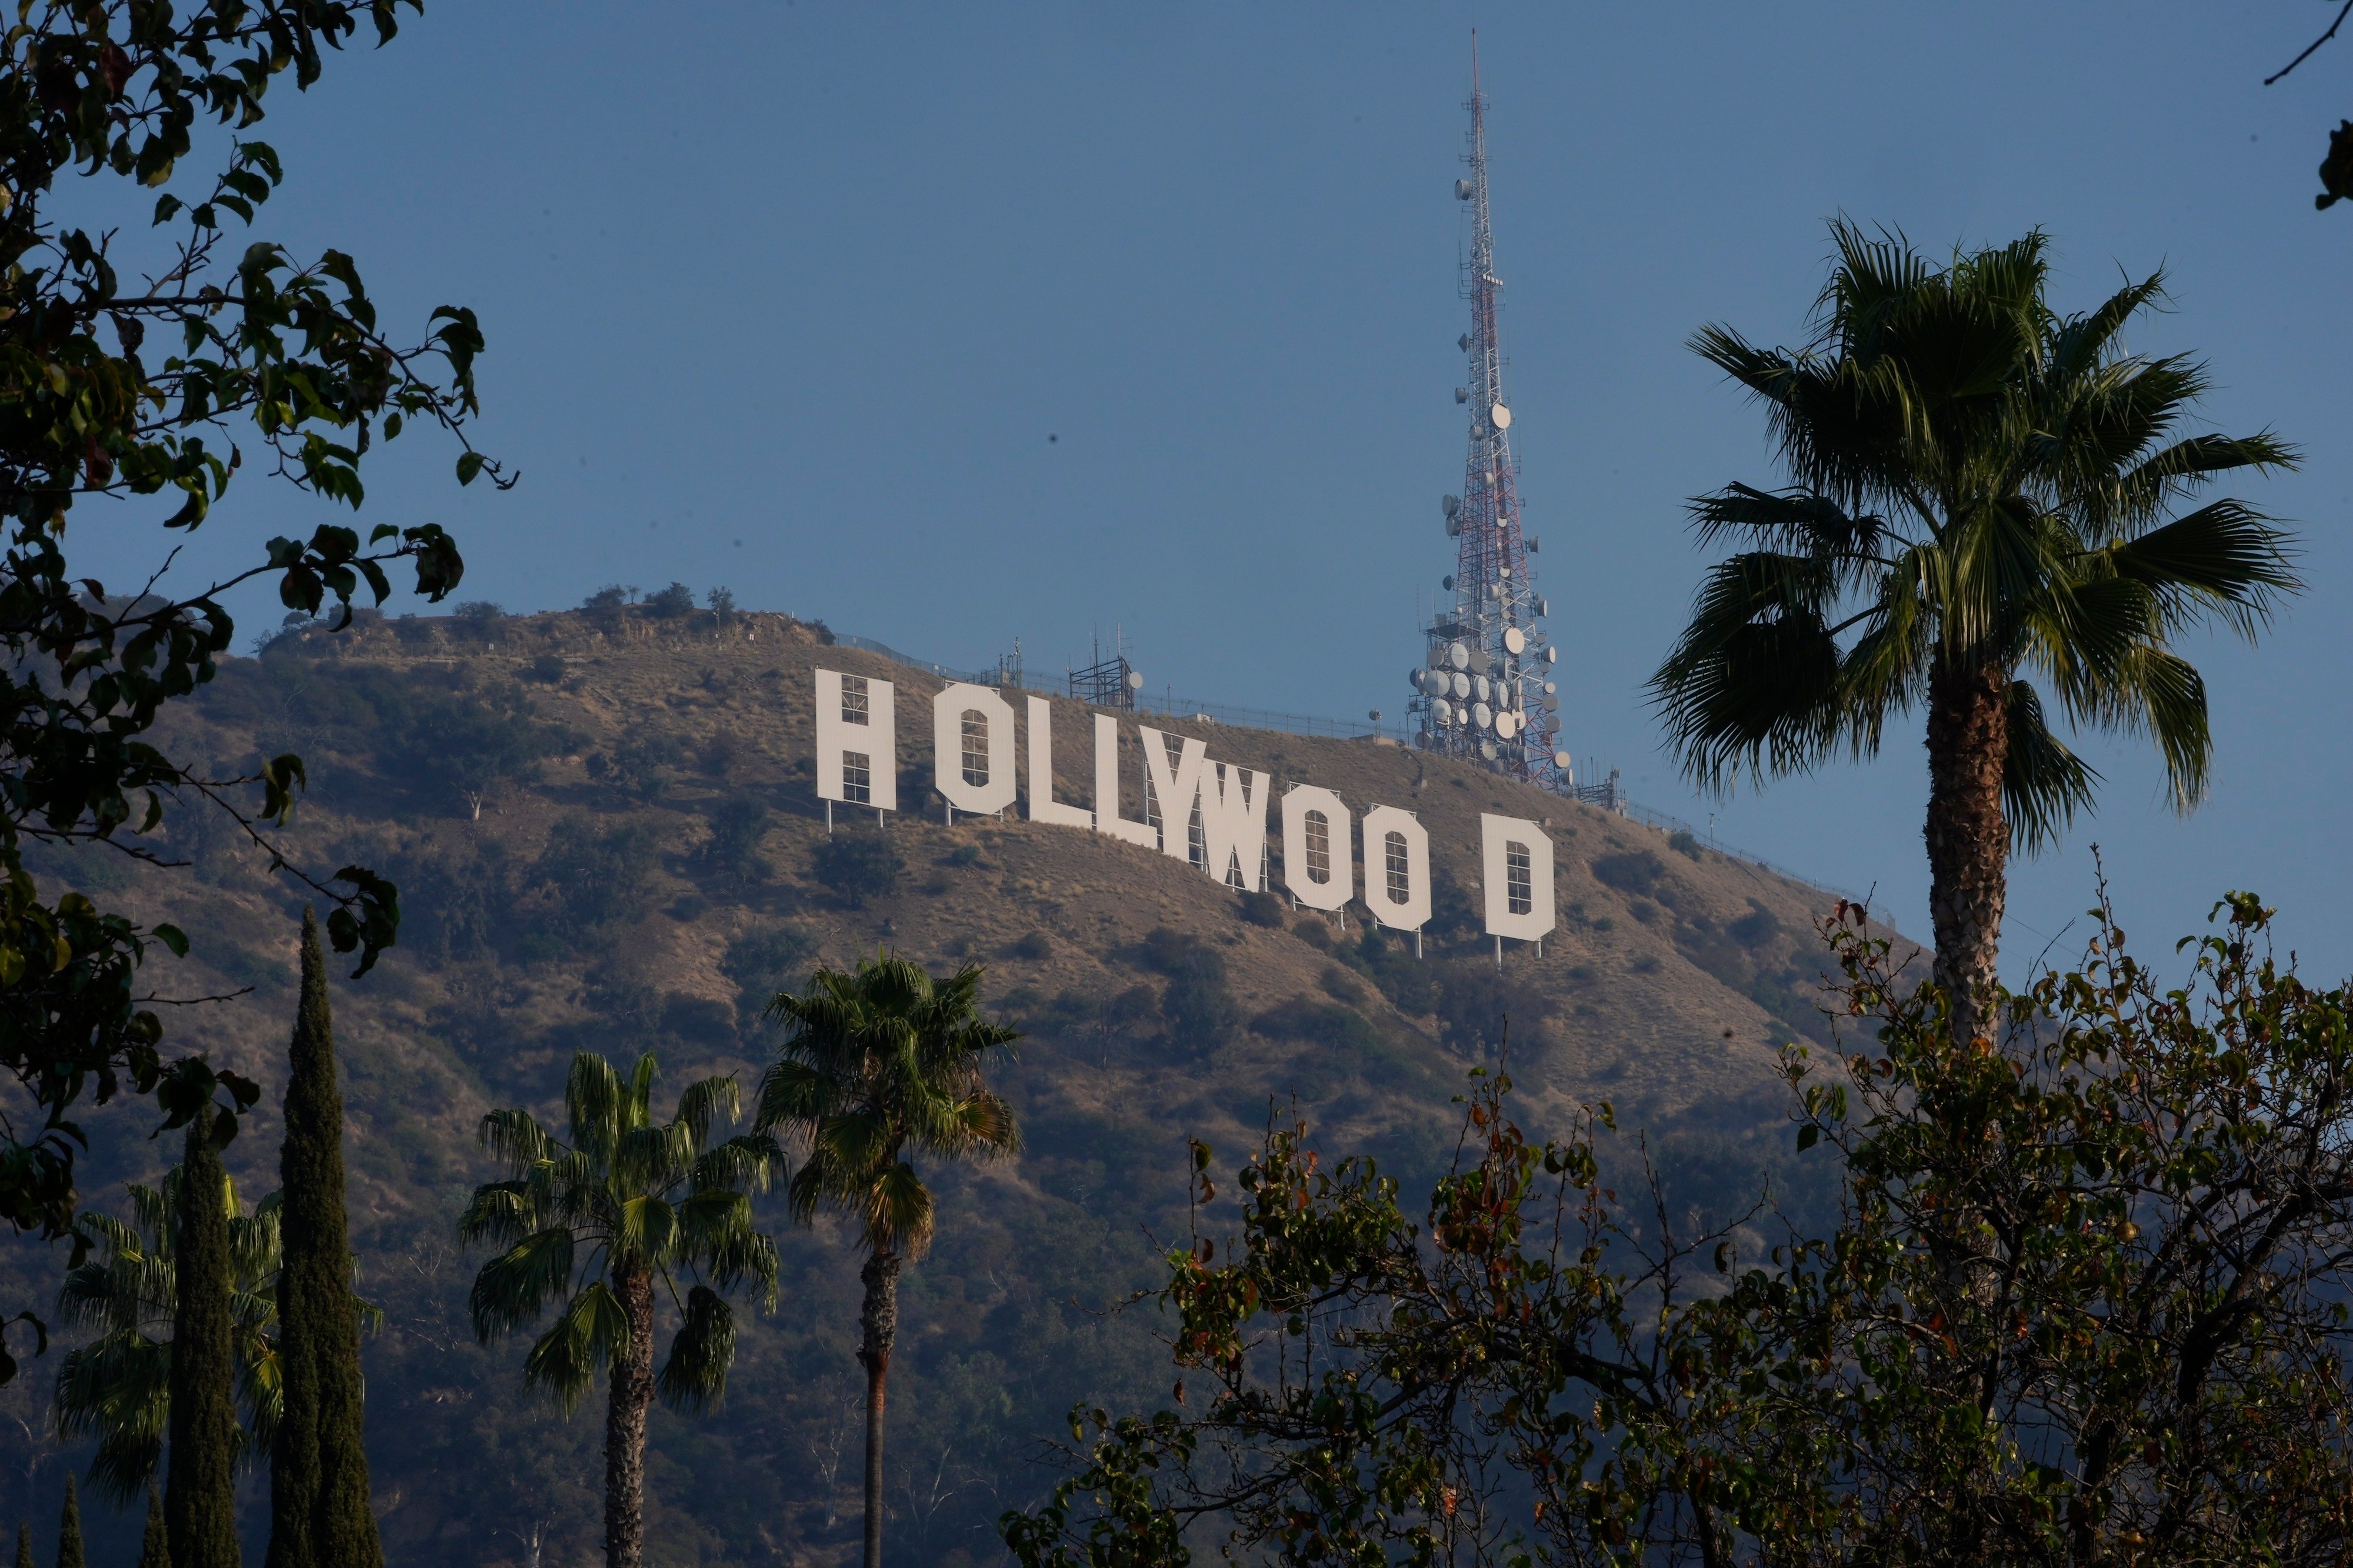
[1407,33,1572,791]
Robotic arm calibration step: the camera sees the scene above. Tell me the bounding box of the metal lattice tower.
[1405,35,1569,790]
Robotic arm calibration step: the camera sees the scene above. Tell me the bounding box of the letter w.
[1199,759,1268,890]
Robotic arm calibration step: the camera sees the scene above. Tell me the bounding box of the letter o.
[932,683,1018,815]
[1281,785,1353,912]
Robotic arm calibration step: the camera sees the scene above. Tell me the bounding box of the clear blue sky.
[79,2,2353,980]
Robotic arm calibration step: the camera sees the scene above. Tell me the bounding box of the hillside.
[0,603,1917,1567]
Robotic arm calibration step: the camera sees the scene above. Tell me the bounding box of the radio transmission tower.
[1405,35,1570,790]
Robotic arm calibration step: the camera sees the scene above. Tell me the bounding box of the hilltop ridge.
[0,604,1918,1567]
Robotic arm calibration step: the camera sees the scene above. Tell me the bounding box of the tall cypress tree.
[265,913,381,1568]
[165,1109,241,1568]
[55,1474,83,1568]
[139,1487,172,1568]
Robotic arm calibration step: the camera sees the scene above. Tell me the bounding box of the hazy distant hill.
[0,604,1917,1567]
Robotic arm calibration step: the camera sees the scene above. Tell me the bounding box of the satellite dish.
[1500,711,1521,738]
[1448,642,1469,670]
[1504,627,1526,655]
[1468,648,1491,675]
[1542,680,1556,695]
[1544,646,1559,665]
[1535,596,1549,617]
[1441,575,1455,591]
[1471,702,1492,730]
[1526,536,1540,553]
[1544,693,1561,713]
[1450,671,1471,699]
[1455,179,1474,200]
[1417,729,1433,748]
[1125,670,1144,690]
[1432,700,1452,725]
[1454,386,1468,404]
[1445,516,1461,539]
[1441,493,1461,517]
[1491,403,1512,429]
[1369,709,1382,723]
[1553,750,1574,769]
[1473,675,1491,703]
[1457,333,1471,352]
[1480,740,1498,761]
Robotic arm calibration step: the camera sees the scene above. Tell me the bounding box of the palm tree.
[758,956,1021,1568]
[460,1051,779,1568]
[53,1170,291,1500]
[1652,223,2297,1035]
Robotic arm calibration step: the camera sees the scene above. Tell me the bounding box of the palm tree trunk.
[605,1264,655,1568]
[858,1248,902,1568]
[1924,662,2009,1042]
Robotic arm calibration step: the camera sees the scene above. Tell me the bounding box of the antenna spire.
[1403,42,1575,795]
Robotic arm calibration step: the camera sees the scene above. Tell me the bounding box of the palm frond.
[861,1160,936,1259]
[469,1227,577,1343]
[655,1285,736,1414]
[456,1181,541,1248]
[2046,269,2166,380]
[672,1074,740,1148]
[693,1133,781,1197]
[2004,680,2101,854]
[2101,498,2299,637]
[478,1108,557,1177]
[1649,551,1848,789]
[521,1281,629,1414]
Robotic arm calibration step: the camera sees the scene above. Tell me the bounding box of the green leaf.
[455,451,485,486]
[151,925,188,958]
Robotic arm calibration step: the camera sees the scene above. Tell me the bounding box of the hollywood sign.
[812,669,1556,948]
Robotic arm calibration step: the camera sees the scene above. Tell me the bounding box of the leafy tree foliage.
[0,0,501,1248]
[1652,225,2294,1039]
[1006,895,2353,1566]
[759,956,1021,1568]
[459,1051,779,1568]
[642,583,695,619]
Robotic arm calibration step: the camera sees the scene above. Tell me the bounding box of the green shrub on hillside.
[532,819,659,945]
[1141,928,1239,1055]
[1237,890,1286,928]
[701,797,773,883]
[1591,849,1668,898]
[812,833,904,908]
[724,926,819,1035]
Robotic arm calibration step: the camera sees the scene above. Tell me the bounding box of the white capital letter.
[1138,726,1208,864]
[1092,714,1158,848]
[1025,696,1092,829]
[1200,760,1268,890]
[1281,785,1354,911]
[1481,813,1555,940]
[814,668,895,812]
[1361,805,1431,932]
[934,683,1018,815]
